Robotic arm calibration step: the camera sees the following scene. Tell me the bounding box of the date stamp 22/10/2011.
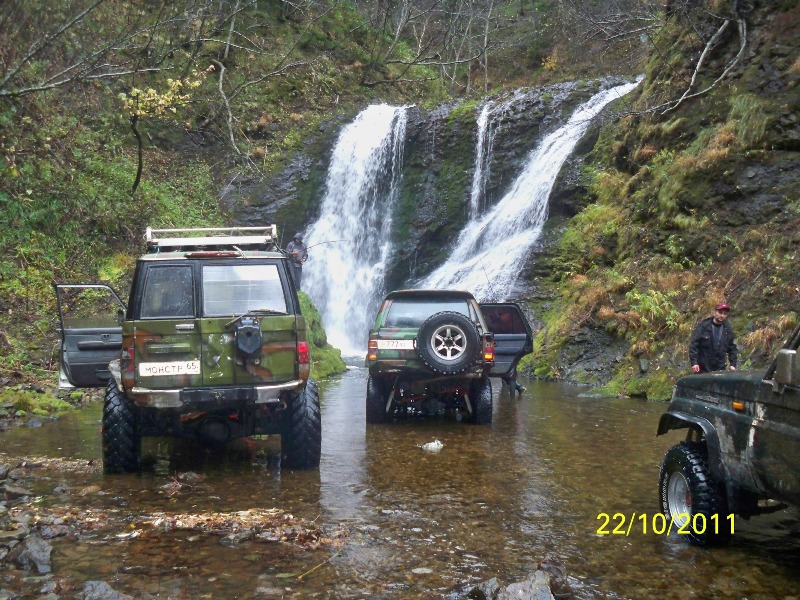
[596,512,734,537]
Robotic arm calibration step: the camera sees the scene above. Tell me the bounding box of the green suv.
[55,226,321,472]
[365,290,532,424]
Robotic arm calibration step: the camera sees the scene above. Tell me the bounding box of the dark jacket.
[689,317,738,372]
[285,240,308,265]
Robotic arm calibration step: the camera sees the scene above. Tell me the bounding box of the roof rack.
[145,226,279,251]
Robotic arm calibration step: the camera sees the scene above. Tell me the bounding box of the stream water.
[2,369,799,599]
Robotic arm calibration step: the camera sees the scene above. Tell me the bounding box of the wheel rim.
[667,470,692,525]
[429,324,467,361]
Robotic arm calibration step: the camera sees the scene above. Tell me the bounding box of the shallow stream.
[2,367,799,598]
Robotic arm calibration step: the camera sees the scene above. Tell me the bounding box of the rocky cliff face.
[230,77,634,297]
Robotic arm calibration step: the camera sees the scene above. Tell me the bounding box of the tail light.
[297,341,310,364]
[368,340,378,361]
[483,335,494,362]
[121,345,135,388]
[297,340,310,380]
[123,345,135,371]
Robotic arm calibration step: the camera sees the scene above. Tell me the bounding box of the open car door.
[54,283,126,388]
[481,303,533,378]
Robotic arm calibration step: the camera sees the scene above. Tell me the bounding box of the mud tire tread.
[102,379,141,474]
[282,379,322,469]
[366,375,390,424]
[468,376,493,424]
[659,441,731,546]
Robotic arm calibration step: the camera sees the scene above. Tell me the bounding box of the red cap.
[715,302,730,312]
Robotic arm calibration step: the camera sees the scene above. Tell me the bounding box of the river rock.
[3,484,34,500]
[0,464,10,479]
[221,529,255,546]
[500,571,553,600]
[7,535,52,573]
[78,581,134,600]
[0,524,29,543]
[468,570,554,600]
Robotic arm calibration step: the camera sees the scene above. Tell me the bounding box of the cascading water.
[468,90,525,219]
[420,80,641,301]
[303,104,408,355]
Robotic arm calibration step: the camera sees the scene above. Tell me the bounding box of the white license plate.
[139,360,201,377]
[376,339,415,350]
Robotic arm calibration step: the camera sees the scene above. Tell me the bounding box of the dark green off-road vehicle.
[657,326,800,545]
[55,226,321,473]
[365,290,532,424]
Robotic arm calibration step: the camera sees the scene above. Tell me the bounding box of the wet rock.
[0,464,10,479]
[469,570,555,600]
[3,485,34,500]
[25,418,43,428]
[538,555,572,600]
[78,581,134,600]
[0,588,19,599]
[7,535,52,573]
[221,529,255,546]
[39,524,71,539]
[501,571,553,600]
[0,524,29,543]
[468,577,502,599]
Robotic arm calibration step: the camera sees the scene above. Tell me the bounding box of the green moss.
[0,386,74,417]
[298,291,347,379]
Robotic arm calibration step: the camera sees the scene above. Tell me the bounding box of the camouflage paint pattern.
[121,309,307,397]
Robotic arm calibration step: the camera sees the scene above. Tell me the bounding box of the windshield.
[384,298,471,328]
[203,264,287,317]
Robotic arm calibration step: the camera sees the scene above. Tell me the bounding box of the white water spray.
[421,80,640,301]
[303,104,408,354]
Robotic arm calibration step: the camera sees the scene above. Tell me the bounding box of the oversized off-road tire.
[468,376,493,424]
[281,379,322,469]
[416,311,481,375]
[659,441,732,546]
[366,375,390,424]
[102,379,141,474]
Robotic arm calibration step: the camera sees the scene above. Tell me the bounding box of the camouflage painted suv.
[365,290,532,424]
[657,325,800,545]
[55,226,321,472]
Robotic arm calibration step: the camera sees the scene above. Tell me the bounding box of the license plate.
[139,360,201,377]
[376,339,415,350]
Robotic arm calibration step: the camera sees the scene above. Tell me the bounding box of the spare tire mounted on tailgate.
[416,311,480,375]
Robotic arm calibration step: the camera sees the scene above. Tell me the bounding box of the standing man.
[285,232,308,289]
[689,302,738,373]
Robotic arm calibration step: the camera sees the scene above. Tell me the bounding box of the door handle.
[175,323,195,331]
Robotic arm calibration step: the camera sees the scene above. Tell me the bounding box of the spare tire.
[416,311,481,375]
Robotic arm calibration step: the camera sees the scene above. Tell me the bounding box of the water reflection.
[1,369,799,599]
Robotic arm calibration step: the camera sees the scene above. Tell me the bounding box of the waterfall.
[303,104,408,355]
[420,80,640,301]
[469,101,493,219]
[469,90,524,219]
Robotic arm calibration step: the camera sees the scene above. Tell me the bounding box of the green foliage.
[0,386,74,417]
[730,94,770,149]
[298,291,347,379]
[625,288,681,336]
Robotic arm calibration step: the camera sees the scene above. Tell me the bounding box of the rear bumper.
[128,379,306,409]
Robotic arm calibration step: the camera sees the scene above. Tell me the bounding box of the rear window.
[384,298,470,328]
[202,264,287,317]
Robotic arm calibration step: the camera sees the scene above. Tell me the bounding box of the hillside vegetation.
[1,0,798,402]
[521,0,800,398]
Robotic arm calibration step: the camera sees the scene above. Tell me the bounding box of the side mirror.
[774,349,800,387]
[116,309,125,326]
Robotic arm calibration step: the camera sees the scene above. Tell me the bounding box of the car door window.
[141,265,195,319]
